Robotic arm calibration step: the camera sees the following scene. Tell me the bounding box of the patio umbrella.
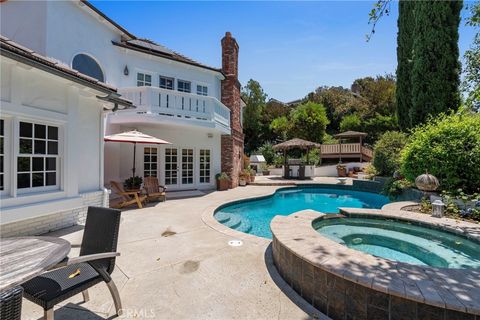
[104,130,171,177]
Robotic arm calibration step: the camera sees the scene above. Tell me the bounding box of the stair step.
[224,214,242,229]
[235,219,252,233]
[215,211,231,224]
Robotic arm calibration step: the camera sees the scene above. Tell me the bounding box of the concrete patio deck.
[22,185,325,320]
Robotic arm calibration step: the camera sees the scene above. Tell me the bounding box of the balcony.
[109,87,231,133]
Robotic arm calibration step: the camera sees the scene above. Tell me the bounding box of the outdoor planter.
[217,179,229,191]
[249,175,256,183]
[215,172,230,191]
[336,165,347,177]
[239,177,247,186]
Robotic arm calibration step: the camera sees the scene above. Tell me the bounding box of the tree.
[269,116,291,141]
[289,102,330,143]
[308,86,368,132]
[373,131,408,176]
[463,2,480,111]
[261,99,291,143]
[396,0,416,129]
[339,114,362,132]
[241,79,267,153]
[351,74,396,116]
[410,1,462,127]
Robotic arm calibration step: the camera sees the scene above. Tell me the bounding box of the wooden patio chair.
[110,181,146,209]
[143,176,166,202]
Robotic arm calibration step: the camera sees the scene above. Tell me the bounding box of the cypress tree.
[396,0,416,130]
[410,0,462,127]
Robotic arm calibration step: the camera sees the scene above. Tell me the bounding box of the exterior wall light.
[124,65,129,76]
[431,199,445,218]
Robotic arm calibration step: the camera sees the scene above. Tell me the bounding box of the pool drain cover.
[228,240,243,247]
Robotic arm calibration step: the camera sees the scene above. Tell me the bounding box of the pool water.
[314,217,480,269]
[214,187,390,238]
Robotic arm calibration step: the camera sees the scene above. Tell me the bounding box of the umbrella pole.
[132,143,136,178]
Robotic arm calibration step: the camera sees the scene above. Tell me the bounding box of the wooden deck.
[320,143,373,161]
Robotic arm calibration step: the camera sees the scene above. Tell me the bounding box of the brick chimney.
[220,32,244,188]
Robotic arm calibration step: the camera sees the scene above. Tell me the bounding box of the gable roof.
[79,1,223,75]
[0,35,133,109]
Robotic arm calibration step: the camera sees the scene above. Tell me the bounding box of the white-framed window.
[177,80,191,93]
[0,119,4,191]
[17,121,59,191]
[199,149,211,184]
[159,76,174,90]
[137,73,152,87]
[144,147,158,177]
[196,85,208,96]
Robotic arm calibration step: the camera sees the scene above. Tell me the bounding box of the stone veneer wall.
[272,236,476,320]
[0,190,108,237]
[220,32,244,189]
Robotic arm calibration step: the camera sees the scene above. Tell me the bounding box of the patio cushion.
[22,263,102,310]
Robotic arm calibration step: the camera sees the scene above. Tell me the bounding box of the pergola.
[333,131,368,162]
[273,138,320,178]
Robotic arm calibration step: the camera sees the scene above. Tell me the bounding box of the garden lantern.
[431,199,445,218]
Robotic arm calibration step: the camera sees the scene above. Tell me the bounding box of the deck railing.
[117,87,231,129]
[320,143,373,158]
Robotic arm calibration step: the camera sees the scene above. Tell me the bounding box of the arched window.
[72,54,105,82]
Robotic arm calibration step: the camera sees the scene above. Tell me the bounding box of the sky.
[91,1,477,102]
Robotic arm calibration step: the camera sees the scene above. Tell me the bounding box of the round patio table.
[0,236,71,291]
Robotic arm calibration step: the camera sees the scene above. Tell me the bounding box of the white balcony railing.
[116,87,231,129]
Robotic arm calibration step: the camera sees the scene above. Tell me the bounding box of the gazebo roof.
[334,131,368,138]
[273,138,320,151]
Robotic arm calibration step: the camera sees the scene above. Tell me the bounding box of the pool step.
[236,219,252,233]
[215,212,231,224]
[224,214,242,229]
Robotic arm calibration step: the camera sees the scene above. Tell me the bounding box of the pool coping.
[201,183,391,244]
[271,209,480,316]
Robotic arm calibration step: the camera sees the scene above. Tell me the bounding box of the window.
[159,76,174,90]
[144,147,157,177]
[0,119,4,191]
[177,80,191,93]
[137,73,152,87]
[17,121,59,189]
[199,149,211,183]
[72,54,104,82]
[196,85,208,96]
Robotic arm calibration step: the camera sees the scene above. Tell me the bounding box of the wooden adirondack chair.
[143,176,167,202]
[110,181,147,209]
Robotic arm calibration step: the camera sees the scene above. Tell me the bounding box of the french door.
[164,147,194,188]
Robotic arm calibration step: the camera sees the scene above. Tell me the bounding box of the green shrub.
[362,113,399,143]
[382,178,414,197]
[255,142,276,165]
[400,113,480,193]
[372,131,408,176]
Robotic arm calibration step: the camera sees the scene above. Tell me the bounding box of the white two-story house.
[2,0,244,195]
[1,0,244,236]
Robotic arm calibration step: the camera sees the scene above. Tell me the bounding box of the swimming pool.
[214,186,390,238]
[314,217,480,268]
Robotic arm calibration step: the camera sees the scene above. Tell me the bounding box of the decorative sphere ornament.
[415,172,440,191]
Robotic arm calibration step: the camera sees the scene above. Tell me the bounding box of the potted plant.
[336,163,347,177]
[260,163,270,176]
[124,176,143,190]
[215,172,230,191]
[246,167,256,183]
[239,172,248,186]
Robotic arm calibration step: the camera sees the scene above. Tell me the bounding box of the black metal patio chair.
[21,206,122,320]
[0,286,23,320]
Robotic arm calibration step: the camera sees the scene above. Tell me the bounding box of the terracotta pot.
[250,175,256,183]
[216,179,229,191]
[337,167,347,177]
[262,170,270,176]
